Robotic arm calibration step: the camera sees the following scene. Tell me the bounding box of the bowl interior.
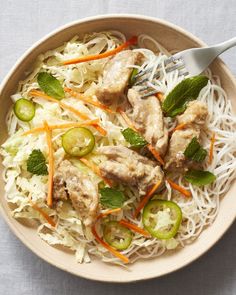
[0,15,235,282]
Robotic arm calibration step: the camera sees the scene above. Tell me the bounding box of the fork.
[134,37,236,98]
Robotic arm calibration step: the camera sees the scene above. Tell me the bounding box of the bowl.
[0,14,236,283]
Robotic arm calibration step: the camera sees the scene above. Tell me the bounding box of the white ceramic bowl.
[0,14,235,283]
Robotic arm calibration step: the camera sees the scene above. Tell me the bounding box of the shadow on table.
[2,220,236,295]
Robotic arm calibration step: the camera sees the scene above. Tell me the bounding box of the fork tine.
[134,56,175,79]
[141,90,159,98]
[134,59,184,86]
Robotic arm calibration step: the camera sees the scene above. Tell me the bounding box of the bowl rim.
[0,13,235,283]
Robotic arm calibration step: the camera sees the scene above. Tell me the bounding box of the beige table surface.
[0,0,236,294]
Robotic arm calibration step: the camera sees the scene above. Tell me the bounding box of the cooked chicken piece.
[177,101,208,125]
[98,146,164,195]
[96,50,142,105]
[127,89,169,156]
[53,160,99,226]
[164,128,201,170]
[53,172,67,201]
[165,101,208,170]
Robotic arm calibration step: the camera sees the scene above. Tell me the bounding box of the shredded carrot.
[172,123,187,133]
[98,208,122,220]
[155,92,164,100]
[29,200,56,227]
[167,179,191,198]
[134,180,162,218]
[92,225,129,264]
[64,87,115,114]
[23,126,46,135]
[22,119,99,136]
[209,132,216,164]
[62,36,138,66]
[30,90,107,136]
[91,124,107,136]
[147,144,164,166]
[44,121,54,207]
[80,157,113,187]
[116,107,138,131]
[119,219,150,237]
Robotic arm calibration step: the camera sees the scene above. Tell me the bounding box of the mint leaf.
[184,137,207,162]
[184,137,200,158]
[27,149,48,175]
[37,72,65,100]
[184,170,216,186]
[192,148,207,162]
[121,128,147,148]
[99,187,125,208]
[162,75,209,117]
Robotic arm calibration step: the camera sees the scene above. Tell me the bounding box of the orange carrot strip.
[22,119,99,136]
[134,180,162,218]
[64,87,115,114]
[172,123,187,133]
[23,126,46,135]
[209,132,216,164]
[167,179,191,198]
[29,200,56,227]
[62,36,138,66]
[147,144,164,166]
[116,107,138,131]
[98,208,122,220]
[119,219,150,237]
[155,92,164,100]
[91,124,107,136]
[80,158,113,187]
[30,90,107,136]
[44,121,54,207]
[92,225,129,264]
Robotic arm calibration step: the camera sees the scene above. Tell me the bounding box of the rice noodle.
[1,32,235,267]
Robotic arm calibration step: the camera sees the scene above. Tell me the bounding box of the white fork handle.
[213,37,236,55]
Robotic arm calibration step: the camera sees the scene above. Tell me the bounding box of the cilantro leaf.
[37,72,65,100]
[162,75,209,117]
[27,149,48,175]
[99,187,125,208]
[121,128,147,148]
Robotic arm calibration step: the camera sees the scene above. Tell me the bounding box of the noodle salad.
[1,31,236,267]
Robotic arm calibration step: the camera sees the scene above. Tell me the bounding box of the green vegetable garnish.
[184,169,216,186]
[184,137,207,162]
[103,221,132,250]
[13,98,35,122]
[62,127,95,157]
[129,68,138,86]
[121,128,147,148]
[99,187,125,209]
[37,72,65,100]
[191,148,208,162]
[162,75,209,117]
[142,199,182,240]
[27,149,48,175]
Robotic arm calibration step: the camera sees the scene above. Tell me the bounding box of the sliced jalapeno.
[62,127,95,157]
[142,199,182,240]
[13,98,35,122]
[103,221,132,250]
